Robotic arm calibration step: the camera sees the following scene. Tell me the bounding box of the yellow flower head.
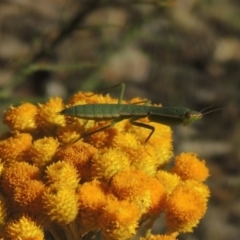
[78,179,107,212]
[171,153,209,182]
[5,215,44,240]
[2,162,40,195]
[68,91,115,105]
[126,117,173,167]
[27,137,59,167]
[0,132,32,163]
[156,170,181,195]
[0,194,8,232]
[183,179,210,201]
[0,88,210,239]
[4,103,38,132]
[141,234,178,240]
[56,121,83,144]
[92,148,131,180]
[55,141,97,181]
[111,170,152,214]
[77,179,107,234]
[37,97,66,133]
[45,161,80,189]
[112,131,139,149]
[144,122,173,167]
[0,159,4,177]
[99,197,140,240]
[42,185,78,225]
[165,181,207,233]
[111,170,166,217]
[85,124,119,148]
[12,180,45,216]
[127,146,158,177]
[146,177,166,217]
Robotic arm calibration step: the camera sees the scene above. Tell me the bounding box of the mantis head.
[183,111,203,126]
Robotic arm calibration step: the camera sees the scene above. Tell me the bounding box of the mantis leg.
[81,116,127,139]
[129,117,155,144]
[129,100,154,143]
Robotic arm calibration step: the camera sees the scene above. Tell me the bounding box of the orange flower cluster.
[0,91,210,240]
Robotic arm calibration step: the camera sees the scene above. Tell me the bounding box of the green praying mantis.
[60,83,215,143]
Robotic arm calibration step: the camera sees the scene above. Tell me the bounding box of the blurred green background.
[0,0,240,239]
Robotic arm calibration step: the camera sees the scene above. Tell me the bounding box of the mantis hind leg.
[81,116,126,139]
[130,117,155,144]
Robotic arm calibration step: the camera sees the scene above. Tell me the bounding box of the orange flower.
[45,161,79,189]
[111,170,166,217]
[155,170,181,195]
[27,137,59,167]
[0,132,32,163]
[0,194,8,234]
[99,197,140,240]
[112,132,139,149]
[171,153,209,182]
[0,159,4,177]
[2,162,40,195]
[42,185,78,225]
[141,234,178,240]
[92,148,131,180]
[5,215,44,240]
[68,91,116,105]
[36,97,66,133]
[4,103,38,132]
[12,180,45,217]
[77,179,107,234]
[183,179,210,201]
[127,146,158,177]
[111,170,152,214]
[55,141,97,181]
[146,177,166,217]
[126,118,173,167]
[165,181,207,233]
[0,89,210,239]
[84,123,119,148]
[56,121,83,144]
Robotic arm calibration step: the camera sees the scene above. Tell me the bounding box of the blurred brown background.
[0,0,240,239]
